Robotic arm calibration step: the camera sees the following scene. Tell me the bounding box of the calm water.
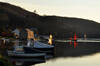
[35,53,100,66]
[4,39,100,66]
[35,41,100,66]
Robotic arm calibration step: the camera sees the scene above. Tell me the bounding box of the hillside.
[0,2,40,29]
[0,2,100,38]
[39,16,100,38]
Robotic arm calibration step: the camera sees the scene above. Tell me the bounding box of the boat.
[7,45,46,59]
[7,45,46,66]
[11,28,55,59]
[24,40,55,59]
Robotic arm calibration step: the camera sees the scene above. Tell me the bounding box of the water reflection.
[2,38,100,66]
[35,53,100,66]
[54,42,100,58]
[35,42,100,66]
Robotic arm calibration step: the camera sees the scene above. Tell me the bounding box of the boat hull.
[8,51,46,59]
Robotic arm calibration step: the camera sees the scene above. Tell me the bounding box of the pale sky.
[0,0,100,23]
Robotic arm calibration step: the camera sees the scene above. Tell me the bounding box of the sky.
[0,0,100,23]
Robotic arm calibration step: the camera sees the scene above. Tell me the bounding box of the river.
[34,41,100,66]
[2,39,100,66]
[35,53,100,66]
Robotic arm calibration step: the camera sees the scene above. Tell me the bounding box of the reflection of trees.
[54,42,100,58]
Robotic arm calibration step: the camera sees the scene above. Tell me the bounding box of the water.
[35,53,100,66]
[34,41,100,66]
[2,39,100,66]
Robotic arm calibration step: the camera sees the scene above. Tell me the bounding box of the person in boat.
[48,34,53,45]
[26,28,35,47]
[84,33,87,40]
[12,28,20,39]
[19,28,28,46]
[74,32,77,41]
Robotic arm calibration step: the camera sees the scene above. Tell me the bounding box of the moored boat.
[24,41,55,59]
[7,45,46,59]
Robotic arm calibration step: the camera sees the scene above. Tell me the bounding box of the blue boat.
[7,45,46,59]
[24,40,55,59]
[7,45,46,66]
